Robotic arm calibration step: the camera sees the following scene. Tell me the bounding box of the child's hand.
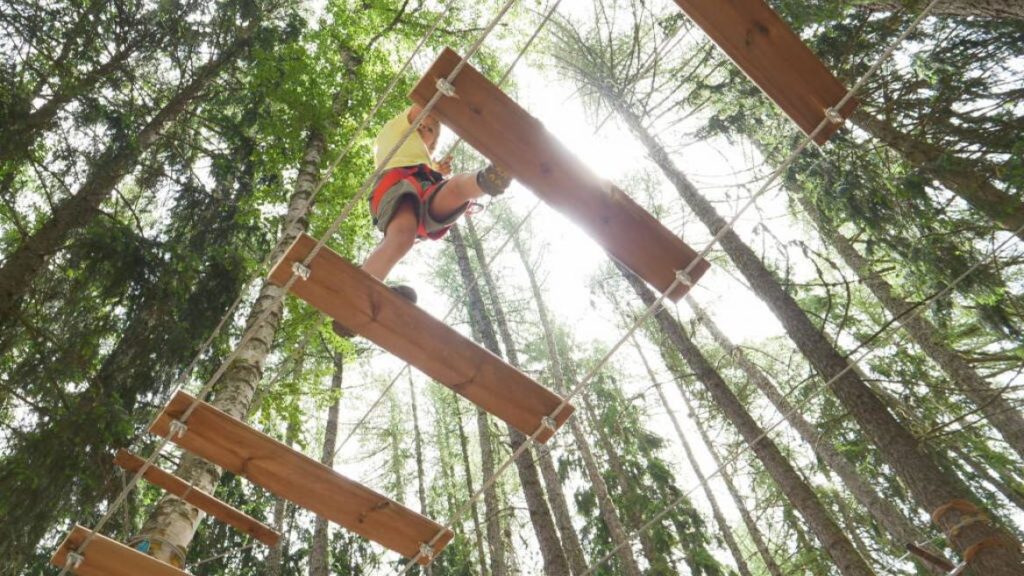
[437,154,453,176]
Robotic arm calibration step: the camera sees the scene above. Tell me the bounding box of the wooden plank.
[671,0,859,144]
[410,48,709,301]
[150,391,452,564]
[50,525,190,576]
[113,449,280,547]
[268,234,573,442]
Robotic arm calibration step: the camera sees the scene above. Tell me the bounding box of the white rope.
[571,2,970,573]
[330,0,563,464]
[55,1,498,570]
[331,201,540,462]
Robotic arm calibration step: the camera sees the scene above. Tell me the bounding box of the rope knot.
[65,551,85,570]
[435,78,458,98]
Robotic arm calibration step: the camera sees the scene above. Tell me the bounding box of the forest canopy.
[1,0,1022,575]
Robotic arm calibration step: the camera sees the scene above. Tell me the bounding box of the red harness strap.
[369,164,448,239]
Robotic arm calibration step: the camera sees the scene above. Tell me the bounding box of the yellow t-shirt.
[374,110,435,171]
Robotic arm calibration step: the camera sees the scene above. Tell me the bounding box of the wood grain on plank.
[672,0,858,144]
[50,525,190,576]
[150,391,452,564]
[268,233,573,442]
[410,48,709,301]
[113,449,280,546]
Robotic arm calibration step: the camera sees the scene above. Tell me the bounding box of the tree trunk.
[452,396,492,575]
[801,198,1024,459]
[451,223,571,576]
[536,444,588,576]
[852,110,1024,241]
[265,432,294,576]
[0,142,253,572]
[508,228,643,576]
[136,127,322,562]
[620,265,877,576]
[685,297,940,557]
[0,44,134,164]
[680,392,787,576]
[475,406,506,576]
[464,218,588,575]
[579,395,674,574]
[614,100,1024,574]
[0,26,254,327]
[630,337,759,576]
[408,370,433,576]
[309,350,344,576]
[857,0,1024,20]
[951,445,1024,512]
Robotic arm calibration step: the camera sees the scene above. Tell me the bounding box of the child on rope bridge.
[333,104,510,337]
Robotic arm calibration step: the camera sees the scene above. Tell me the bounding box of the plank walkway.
[411,48,710,301]
[671,0,859,144]
[150,390,452,563]
[113,449,280,546]
[269,233,574,442]
[51,526,190,576]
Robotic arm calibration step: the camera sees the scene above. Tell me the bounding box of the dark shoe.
[389,284,418,304]
[476,163,511,196]
[331,284,417,339]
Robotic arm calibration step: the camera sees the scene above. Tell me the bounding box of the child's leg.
[362,197,419,281]
[427,173,483,222]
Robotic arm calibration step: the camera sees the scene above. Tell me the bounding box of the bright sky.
[334,4,818,571]
[308,0,933,573]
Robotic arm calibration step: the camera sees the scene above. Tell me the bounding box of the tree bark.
[452,223,571,576]
[408,370,433,576]
[136,127,322,562]
[579,395,674,574]
[613,99,1024,574]
[0,26,253,327]
[630,337,760,576]
[679,392,787,576]
[620,265,877,576]
[452,396,492,575]
[857,0,1024,19]
[464,218,588,575]
[309,350,344,576]
[508,228,643,576]
[852,110,1024,241]
[685,297,941,557]
[802,198,1024,459]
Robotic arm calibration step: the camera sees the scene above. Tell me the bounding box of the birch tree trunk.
[509,228,645,576]
[630,337,759,576]
[612,98,1024,574]
[451,223,570,576]
[0,25,254,326]
[309,350,344,576]
[620,265,877,576]
[801,198,1024,459]
[136,127,323,562]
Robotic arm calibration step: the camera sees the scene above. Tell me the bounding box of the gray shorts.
[371,170,468,238]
